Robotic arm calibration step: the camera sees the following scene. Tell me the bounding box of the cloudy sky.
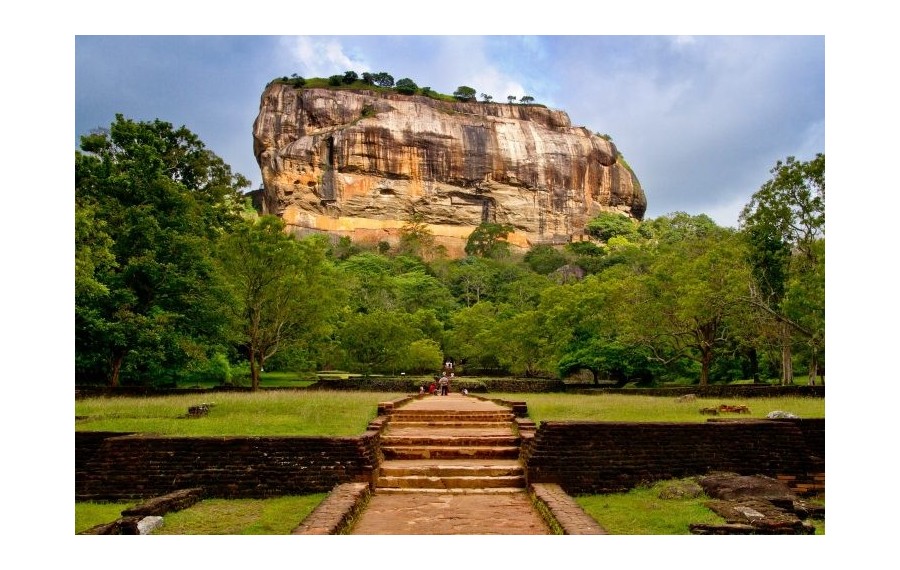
[75,34,823,228]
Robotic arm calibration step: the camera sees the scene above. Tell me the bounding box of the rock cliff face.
[252,84,646,256]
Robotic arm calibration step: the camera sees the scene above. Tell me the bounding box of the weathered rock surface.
[252,85,646,256]
[690,472,821,535]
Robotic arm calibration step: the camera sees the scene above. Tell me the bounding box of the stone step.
[390,411,514,421]
[375,487,526,495]
[381,435,520,447]
[385,426,516,436]
[382,445,521,460]
[379,462,524,478]
[387,421,515,429]
[377,475,525,490]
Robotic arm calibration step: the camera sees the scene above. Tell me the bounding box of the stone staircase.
[376,405,526,494]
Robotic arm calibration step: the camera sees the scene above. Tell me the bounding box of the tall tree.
[398,213,436,259]
[622,220,752,386]
[739,154,825,384]
[218,216,342,390]
[338,310,418,376]
[75,115,249,386]
[464,222,515,259]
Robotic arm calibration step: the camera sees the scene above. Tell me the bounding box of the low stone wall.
[76,431,380,501]
[566,385,825,398]
[77,382,824,398]
[525,419,825,496]
[309,377,565,393]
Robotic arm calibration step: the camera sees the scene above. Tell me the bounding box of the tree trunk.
[749,348,760,384]
[698,344,713,387]
[249,348,260,391]
[108,352,124,388]
[807,353,818,386]
[780,321,793,385]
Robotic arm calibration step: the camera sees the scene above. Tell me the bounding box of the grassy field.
[75,495,326,534]
[490,392,824,424]
[75,501,137,534]
[574,479,824,535]
[75,391,405,436]
[575,479,726,534]
[76,391,823,436]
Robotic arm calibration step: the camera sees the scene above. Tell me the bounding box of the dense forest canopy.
[76,115,824,389]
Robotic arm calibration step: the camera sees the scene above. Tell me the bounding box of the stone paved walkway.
[342,393,604,535]
[350,490,551,534]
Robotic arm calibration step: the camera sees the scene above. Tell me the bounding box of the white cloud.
[281,36,369,78]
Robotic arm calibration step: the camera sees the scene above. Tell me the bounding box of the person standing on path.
[439,373,449,396]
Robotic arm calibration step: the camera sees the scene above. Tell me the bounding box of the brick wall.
[310,377,566,393]
[525,419,825,496]
[76,431,380,501]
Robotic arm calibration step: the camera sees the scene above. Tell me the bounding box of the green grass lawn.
[575,479,726,534]
[575,479,825,535]
[491,393,824,424]
[76,391,823,436]
[150,494,327,534]
[75,495,326,535]
[75,391,405,436]
[75,501,137,534]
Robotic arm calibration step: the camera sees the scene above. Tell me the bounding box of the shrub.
[395,78,418,95]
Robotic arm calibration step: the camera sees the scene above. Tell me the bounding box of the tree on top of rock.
[395,78,419,95]
[453,85,477,102]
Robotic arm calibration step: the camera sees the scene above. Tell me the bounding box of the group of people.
[419,360,467,396]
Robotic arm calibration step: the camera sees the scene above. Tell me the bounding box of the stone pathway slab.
[349,490,551,535]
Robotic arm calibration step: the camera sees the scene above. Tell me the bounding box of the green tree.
[404,339,444,374]
[342,70,359,84]
[507,95,517,104]
[338,310,418,375]
[217,216,342,390]
[445,302,504,373]
[75,115,249,387]
[372,72,394,88]
[524,244,569,275]
[361,72,375,85]
[492,310,553,377]
[585,212,638,242]
[453,86,477,102]
[739,154,825,384]
[625,225,752,386]
[464,222,515,259]
[480,93,493,103]
[395,77,419,95]
[520,95,535,105]
[540,275,657,385]
[398,213,436,259]
[328,75,343,86]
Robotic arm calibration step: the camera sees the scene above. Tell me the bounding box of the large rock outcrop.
[252,84,646,256]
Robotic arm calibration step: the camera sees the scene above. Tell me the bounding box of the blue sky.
[75,34,824,228]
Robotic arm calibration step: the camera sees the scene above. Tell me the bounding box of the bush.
[395,77,418,95]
